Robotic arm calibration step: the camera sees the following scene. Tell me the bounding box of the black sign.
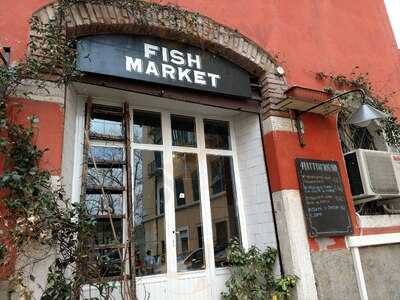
[295,159,353,237]
[76,35,251,98]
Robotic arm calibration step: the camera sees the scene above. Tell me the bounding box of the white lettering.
[207,73,221,87]
[170,49,185,65]
[187,53,202,69]
[193,70,206,85]
[162,47,169,62]
[144,43,159,59]
[162,64,176,79]
[145,61,160,77]
[178,67,192,82]
[125,56,143,73]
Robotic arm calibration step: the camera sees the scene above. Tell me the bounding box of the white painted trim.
[71,99,85,204]
[358,214,400,228]
[351,247,369,300]
[196,116,215,300]
[346,233,400,248]
[73,93,262,298]
[14,79,65,104]
[261,115,297,134]
[271,189,318,300]
[230,119,249,249]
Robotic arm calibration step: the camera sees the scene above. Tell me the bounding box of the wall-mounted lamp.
[293,89,388,147]
[348,103,388,128]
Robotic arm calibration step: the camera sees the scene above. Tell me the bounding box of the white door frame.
[73,96,249,298]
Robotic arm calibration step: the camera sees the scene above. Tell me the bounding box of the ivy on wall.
[222,239,297,300]
[315,69,400,149]
[0,1,130,298]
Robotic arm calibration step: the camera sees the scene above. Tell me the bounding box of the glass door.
[131,107,244,284]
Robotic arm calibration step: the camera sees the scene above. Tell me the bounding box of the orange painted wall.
[7,98,64,175]
[0,99,63,279]
[2,0,399,113]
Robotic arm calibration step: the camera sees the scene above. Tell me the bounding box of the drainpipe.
[258,113,285,275]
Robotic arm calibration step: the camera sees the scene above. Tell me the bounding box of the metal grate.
[365,151,399,194]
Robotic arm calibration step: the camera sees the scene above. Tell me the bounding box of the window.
[204,119,230,150]
[209,158,225,196]
[207,155,240,267]
[81,105,243,279]
[133,149,166,276]
[173,152,204,272]
[385,0,400,48]
[175,177,186,206]
[133,110,162,144]
[83,105,125,279]
[171,115,197,147]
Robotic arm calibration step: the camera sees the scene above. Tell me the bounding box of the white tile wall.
[234,112,277,250]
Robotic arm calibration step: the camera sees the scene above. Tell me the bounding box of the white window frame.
[129,103,248,277]
[73,97,249,294]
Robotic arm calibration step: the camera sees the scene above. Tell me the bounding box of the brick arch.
[31,1,288,118]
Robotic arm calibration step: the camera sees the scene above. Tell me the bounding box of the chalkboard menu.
[296,159,353,237]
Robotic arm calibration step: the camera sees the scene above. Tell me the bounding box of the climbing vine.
[222,239,297,300]
[315,69,400,149]
[0,1,143,299]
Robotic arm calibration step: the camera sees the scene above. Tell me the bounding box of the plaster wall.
[310,249,360,300]
[360,244,400,300]
[234,112,277,250]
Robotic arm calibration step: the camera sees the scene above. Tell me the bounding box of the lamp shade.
[348,104,388,127]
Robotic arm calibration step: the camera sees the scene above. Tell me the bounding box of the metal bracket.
[0,47,10,66]
[294,89,366,147]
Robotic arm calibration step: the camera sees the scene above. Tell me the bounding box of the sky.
[385,0,400,48]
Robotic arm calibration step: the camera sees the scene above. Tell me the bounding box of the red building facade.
[1,1,400,299]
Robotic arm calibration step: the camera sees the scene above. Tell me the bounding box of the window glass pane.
[85,194,123,216]
[173,153,204,272]
[89,146,124,163]
[90,110,123,139]
[95,218,123,245]
[171,115,197,147]
[207,155,240,268]
[204,119,231,150]
[87,167,123,189]
[86,248,123,278]
[133,110,162,145]
[133,150,166,276]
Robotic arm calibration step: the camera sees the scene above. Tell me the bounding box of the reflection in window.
[133,110,162,145]
[86,248,122,278]
[89,146,123,163]
[90,107,123,139]
[85,105,126,280]
[133,150,166,276]
[87,167,123,189]
[207,155,240,267]
[210,159,224,195]
[171,115,197,147]
[173,153,204,272]
[204,119,231,150]
[85,194,123,216]
[175,178,185,206]
[95,218,123,245]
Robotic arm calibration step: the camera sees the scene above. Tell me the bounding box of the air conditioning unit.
[344,149,400,204]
